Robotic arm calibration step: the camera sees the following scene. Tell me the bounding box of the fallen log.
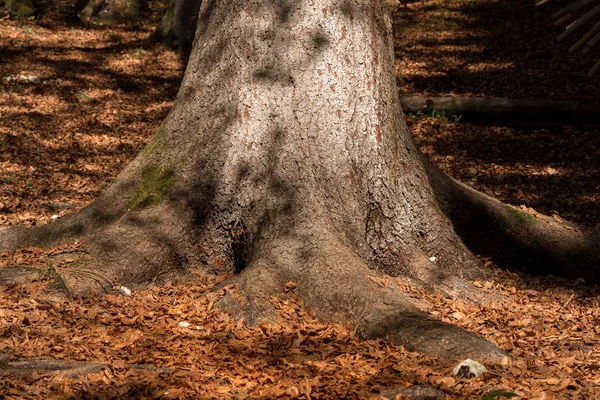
[558,4,600,42]
[399,96,600,127]
[570,22,600,53]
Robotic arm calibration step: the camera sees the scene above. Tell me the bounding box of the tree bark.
[1,0,598,362]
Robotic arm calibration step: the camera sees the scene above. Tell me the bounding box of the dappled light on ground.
[1,246,599,398]
[393,0,598,101]
[0,10,180,227]
[394,0,600,229]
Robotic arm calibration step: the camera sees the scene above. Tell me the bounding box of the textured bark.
[79,0,143,25]
[2,0,598,362]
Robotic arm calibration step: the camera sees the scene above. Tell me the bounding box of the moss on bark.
[141,119,167,155]
[127,165,176,211]
[505,206,538,228]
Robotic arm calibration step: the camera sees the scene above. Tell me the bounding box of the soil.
[1,0,599,398]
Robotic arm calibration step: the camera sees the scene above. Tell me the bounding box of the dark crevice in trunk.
[231,221,248,274]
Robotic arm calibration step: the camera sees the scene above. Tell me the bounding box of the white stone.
[178,321,191,328]
[119,286,132,296]
[453,359,487,378]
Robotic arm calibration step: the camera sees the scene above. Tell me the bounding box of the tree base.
[0,218,510,363]
[3,151,598,363]
[3,0,598,367]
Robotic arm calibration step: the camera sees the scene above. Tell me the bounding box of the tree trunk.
[2,0,598,362]
[153,0,202,60]
[79,0,143,25]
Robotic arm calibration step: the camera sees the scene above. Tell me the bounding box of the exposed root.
[0,266,45,286]
[2,212,509,362]
[216,260,282,326]
[393,250,500,306]
[425,157,600,282]
[0,358,179,379]
[356,303,508,363]
[0,359,108,379]
[0,201,207,297]
[55,267,114,295]
[0,156,152,253]
[0,203,110,252]
[216,226,508,362]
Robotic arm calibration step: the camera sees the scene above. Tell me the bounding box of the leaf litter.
[1,0,600,398]
[1,249,600,398]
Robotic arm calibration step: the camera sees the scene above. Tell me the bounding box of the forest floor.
[1,0,599,399]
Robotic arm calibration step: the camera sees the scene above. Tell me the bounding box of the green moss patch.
[141,120,168,155]
[506,207,537,227]
[127,164,176,211]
